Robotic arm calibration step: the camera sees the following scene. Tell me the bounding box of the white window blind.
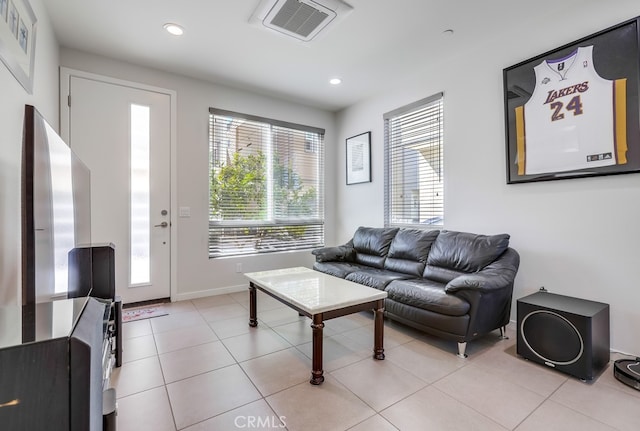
[384,93,444,228]
[208,108,324,257]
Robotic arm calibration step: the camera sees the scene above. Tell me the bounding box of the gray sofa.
[312,226,520,357]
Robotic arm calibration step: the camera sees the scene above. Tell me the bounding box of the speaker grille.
[520,310,583,365]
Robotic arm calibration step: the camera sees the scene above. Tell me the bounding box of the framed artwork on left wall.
[346,131,371,185]
[0,0,36,93]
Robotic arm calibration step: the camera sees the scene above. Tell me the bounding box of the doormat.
[122,306,168,323]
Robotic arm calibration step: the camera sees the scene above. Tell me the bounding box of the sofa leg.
[457,342,468,359]
[499,325,509,340]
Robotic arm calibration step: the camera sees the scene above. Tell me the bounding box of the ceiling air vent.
[250,0,353,42]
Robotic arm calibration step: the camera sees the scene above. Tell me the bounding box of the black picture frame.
[346,131,371,185]
[503,16,640,184]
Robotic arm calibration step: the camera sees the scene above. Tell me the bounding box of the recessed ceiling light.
[329,78,342,85]
[163,23,184,36]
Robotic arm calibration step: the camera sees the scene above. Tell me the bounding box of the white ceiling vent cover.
[251,0,353,42]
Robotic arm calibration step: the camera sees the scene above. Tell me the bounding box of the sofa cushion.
[345,268,413,290]
[384,299,470,337]
[422,265,467,284]
[352,226,398,269]
[313,262,364,279]
[385,279,471,316]
[384,229,440,276]
[426,230,510,273]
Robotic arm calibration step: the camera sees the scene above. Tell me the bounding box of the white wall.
[59,48,337,301]
[335,3,640,354]
[0,0,59,306]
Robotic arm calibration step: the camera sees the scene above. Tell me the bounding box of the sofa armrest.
[311,243,355,262]
[445,248,520,338]
[445,272,511,292]
[445,248,520,293]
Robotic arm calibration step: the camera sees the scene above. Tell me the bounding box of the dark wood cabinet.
[0,296,114,431]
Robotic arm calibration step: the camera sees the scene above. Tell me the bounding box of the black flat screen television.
[21,105,92,305]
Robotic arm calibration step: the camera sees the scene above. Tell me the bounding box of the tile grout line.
[187,296,295,428]
[151,303,183,431]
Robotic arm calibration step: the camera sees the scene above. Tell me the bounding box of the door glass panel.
[130,104,150,285]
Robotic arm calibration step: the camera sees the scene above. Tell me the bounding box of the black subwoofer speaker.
[517,291,610,380]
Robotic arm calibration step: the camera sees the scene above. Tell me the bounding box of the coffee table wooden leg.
[374,300,385,360]
[310,314,325,385]
[249,283,258,327]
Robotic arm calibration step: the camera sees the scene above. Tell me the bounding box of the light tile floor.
[110,291,640,430]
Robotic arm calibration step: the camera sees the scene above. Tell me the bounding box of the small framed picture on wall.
[18,17,27,52]
[346,131,371,185]
[8,1,18,36]
[1,0,9,22]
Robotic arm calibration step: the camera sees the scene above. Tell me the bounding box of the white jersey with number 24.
[515,45,627,176]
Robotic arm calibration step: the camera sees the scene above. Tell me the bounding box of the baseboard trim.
[173,284,247,302]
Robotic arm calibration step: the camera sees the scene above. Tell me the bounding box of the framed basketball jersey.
[503,16,640,184]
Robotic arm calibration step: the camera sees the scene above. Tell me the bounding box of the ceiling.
[44,0,594,112]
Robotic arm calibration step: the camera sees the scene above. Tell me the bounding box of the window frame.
[383,92,444,229]
[208,108,325,258]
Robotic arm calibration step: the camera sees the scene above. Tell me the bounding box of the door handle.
[154,221,169,228]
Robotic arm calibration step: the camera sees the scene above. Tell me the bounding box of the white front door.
[61,70,174,304]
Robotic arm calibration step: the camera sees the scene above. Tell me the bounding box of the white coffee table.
[244,267,387,385]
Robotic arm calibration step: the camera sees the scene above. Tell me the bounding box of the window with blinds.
[384,93,444,228]
[208,108,324,258]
